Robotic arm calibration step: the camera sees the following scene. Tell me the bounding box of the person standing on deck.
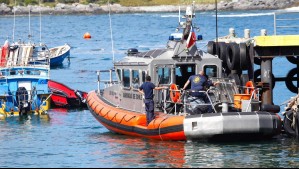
[182,70,218,98]
[138,75,167,126]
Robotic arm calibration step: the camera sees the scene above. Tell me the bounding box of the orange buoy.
[83,32,91,39]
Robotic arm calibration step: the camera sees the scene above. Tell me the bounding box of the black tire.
[217,42,227,67]
[226,43,240,70]
[283,111,296,137]
[254,69,276,89]
[285,68,299,93]
[228,73,241,86]
[240,43,249,70]
[286,56,299,64]
[207,41,216,55]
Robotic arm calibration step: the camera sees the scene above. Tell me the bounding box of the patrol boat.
[0,42,51,119]
[86,3,282,141]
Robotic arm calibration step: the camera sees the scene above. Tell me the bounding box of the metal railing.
[96,69,120,93]
[274,11,299,35]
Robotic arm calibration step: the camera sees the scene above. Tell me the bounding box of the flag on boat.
[186,26,196,49]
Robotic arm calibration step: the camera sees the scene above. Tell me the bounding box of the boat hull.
[87,91,282,141]
[48,80,87,108]
[0,93,51,119]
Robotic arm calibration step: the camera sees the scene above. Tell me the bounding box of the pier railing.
[274,11,299,35]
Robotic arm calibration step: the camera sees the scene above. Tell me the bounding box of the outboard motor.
[16,87,30,116]
[185,96,213,115]
[75,90,86,104]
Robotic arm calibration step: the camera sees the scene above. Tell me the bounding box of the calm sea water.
[0,10,299,168]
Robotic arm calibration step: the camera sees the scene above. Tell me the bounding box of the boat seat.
[55,47,64,56]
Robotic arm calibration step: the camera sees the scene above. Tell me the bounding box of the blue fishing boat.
[0,43,52,119]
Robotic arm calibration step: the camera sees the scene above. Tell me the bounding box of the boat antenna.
[108,0,115,62]
[39,0,42,43]
[12,0,16,42]
[28,6,32,43]
[179,6,181,23]
[215,0,219,55]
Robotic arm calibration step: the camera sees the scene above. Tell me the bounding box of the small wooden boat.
[48,80,87,108]
[32,44,71,67]
[86,2,282,141]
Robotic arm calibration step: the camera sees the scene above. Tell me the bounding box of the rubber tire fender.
[226,43,240,70]
[217,42,227,67]
[207,41,216,55]
[286,56,299,64]
[285,68,299,93]
[239,43,249,70]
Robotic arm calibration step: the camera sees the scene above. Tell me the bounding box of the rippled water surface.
[0,10,299,168]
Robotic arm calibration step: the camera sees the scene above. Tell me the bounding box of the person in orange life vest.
[138,75,167,125]
[182,70,219,98]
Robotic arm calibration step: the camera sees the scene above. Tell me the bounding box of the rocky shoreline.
[0,0,298,15]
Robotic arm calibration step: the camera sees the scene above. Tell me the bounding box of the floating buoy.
[83,32,91,39]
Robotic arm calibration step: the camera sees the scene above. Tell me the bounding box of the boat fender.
[239,43,249,70]
[285,68,298,93]
[244,81,257,99]
[261,104,280,113]
[286,56,299,64]
[217,42,227,67]
[207,41,216,55]
[169,84,181,103]
[226,43,240,70]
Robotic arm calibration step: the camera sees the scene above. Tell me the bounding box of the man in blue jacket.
[182,70,218,97]
[138,75,167,126]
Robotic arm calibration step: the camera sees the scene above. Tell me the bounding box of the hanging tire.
[240,43,249,70]
[254,69,276,89]
[207,41,216,55]
[286,56,299,64]
[285,68,299,93]
[217,42,227,65]
[228,73,241,86]
[226,43,240,70]
[283,111,296,137]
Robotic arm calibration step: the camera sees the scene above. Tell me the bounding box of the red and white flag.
[186,26,196,49]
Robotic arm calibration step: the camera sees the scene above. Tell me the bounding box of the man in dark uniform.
[182,71,219,114]
[138,75,167,126]
[182,70,218,97]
